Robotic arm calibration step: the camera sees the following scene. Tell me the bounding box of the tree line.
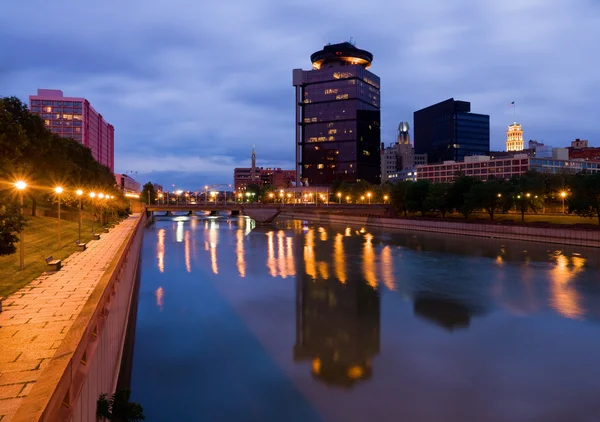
[388,171,600,224]
[0,96,129,255]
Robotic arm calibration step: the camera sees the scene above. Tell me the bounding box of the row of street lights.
[13,180,117,271]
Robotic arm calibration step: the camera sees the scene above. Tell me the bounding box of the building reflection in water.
[380,246,395,291]
[157,229,165,273]
[295,228,380,388]
[549,252,586,319]
[333,234,347,283]
[413,295,472,331]
[266,230,296,279]
[176,221,184,243]
[362,233,377,288]
[155,286,164,311]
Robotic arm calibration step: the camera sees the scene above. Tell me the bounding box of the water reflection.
[236,229,246,278]
[155,286,164,311]
[362,233,377,288]
[184,230,191,273]
[413,296,472,331]
[156,229,165,273]
[294,272,380,388]
[549,252,586,319]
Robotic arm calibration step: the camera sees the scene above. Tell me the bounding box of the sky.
[1,0,599,190]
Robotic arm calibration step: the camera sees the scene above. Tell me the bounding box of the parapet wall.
[279,212,600,248]
[13,214,146,422]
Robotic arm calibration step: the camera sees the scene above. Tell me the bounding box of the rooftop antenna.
[349,37,354,45]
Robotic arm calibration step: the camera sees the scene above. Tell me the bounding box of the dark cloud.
[1,0,598,188]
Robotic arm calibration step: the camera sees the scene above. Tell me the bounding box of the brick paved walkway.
[0,215,140,422]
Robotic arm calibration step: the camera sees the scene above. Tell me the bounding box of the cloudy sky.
[2,0,599,189]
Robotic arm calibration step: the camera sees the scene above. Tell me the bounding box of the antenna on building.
[349,37,355,45]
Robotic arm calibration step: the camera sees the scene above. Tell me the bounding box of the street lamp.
[560,191,567,214]
[76,189,83,242]
[383,194,389,203]
[361,195,365,203]
[90,192,96,233]
[367,192,372,205]
[346,195,350,203]
[15,181,27,270]
[55,186,63,249]
[204,185,209,205]
[269,192,274,202]
[337,192,342,204]
[98,193,105,227]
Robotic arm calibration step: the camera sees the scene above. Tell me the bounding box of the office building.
[115,173,141,196]
[380,122,427,183]
[416,154,600,183]
[414,98,489,164]
[293,41,381,186]
[29,89,114,171]
[506,123,524,151]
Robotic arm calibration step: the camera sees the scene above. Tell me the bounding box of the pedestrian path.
[0,215,140,422]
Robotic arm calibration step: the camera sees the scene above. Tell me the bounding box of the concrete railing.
[13,213,146,422]
[279,212,600,248]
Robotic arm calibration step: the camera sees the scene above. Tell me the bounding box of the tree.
[97,389,145,422]
[391,181,409,216]
[568,173,600,225]
[141,182,156,204]
[512,171,546,222]
[465,177,507,220]
[0,202,27,255]
[406,180,430,215]
[448,176,477,219]
[424,183,451,217]
[245,183,261,202]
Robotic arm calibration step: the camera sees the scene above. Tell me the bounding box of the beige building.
[506,123,524,152]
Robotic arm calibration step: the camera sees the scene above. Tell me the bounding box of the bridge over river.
[146,203,391,223]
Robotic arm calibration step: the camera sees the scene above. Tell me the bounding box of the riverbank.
[0,214,144,422]
[278,211,600,248]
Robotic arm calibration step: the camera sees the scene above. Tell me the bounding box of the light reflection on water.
[136,214,600,422]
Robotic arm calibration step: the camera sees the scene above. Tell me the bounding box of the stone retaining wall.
[279,212,600,248]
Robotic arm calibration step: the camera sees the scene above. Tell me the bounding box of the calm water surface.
[130,215,600,422]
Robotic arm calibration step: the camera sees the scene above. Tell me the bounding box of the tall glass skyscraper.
[293,42,381,186]
[414,98,489,164]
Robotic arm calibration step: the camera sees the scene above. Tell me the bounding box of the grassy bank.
[0,215,99,298]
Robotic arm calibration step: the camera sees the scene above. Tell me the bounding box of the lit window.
[328,129,337,134]
[44,106,52,112]
[336,94,349,100]
[44,119,50,125]
[324,89,338,95]
[311,117,317,122]
[317,164,324,169]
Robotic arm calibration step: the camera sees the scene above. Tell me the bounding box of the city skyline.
[2,0,599,188]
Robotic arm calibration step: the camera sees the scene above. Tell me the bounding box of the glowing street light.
[76,189,83,242]
[560,191,567,214]
[346,195,350,203]
[366,192,372,205]
[337,192,342,204]
[55,186,64,249]
[383,194,389,203]
[15,181,27,270]
[90,192,96,233]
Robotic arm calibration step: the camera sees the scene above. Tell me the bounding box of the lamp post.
[337,192,342,204]
[383,195,389,204]
[15,181,27,270]
[367,192,372,205]
[269,192,274,203]
[346,195,350,204]
[560,191,567,214]
[204,185,208,205]
[90,192,96,232]
[55,186,63,249]
[76,189,83,242]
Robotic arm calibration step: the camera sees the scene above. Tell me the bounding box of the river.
[129,214,600,422]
